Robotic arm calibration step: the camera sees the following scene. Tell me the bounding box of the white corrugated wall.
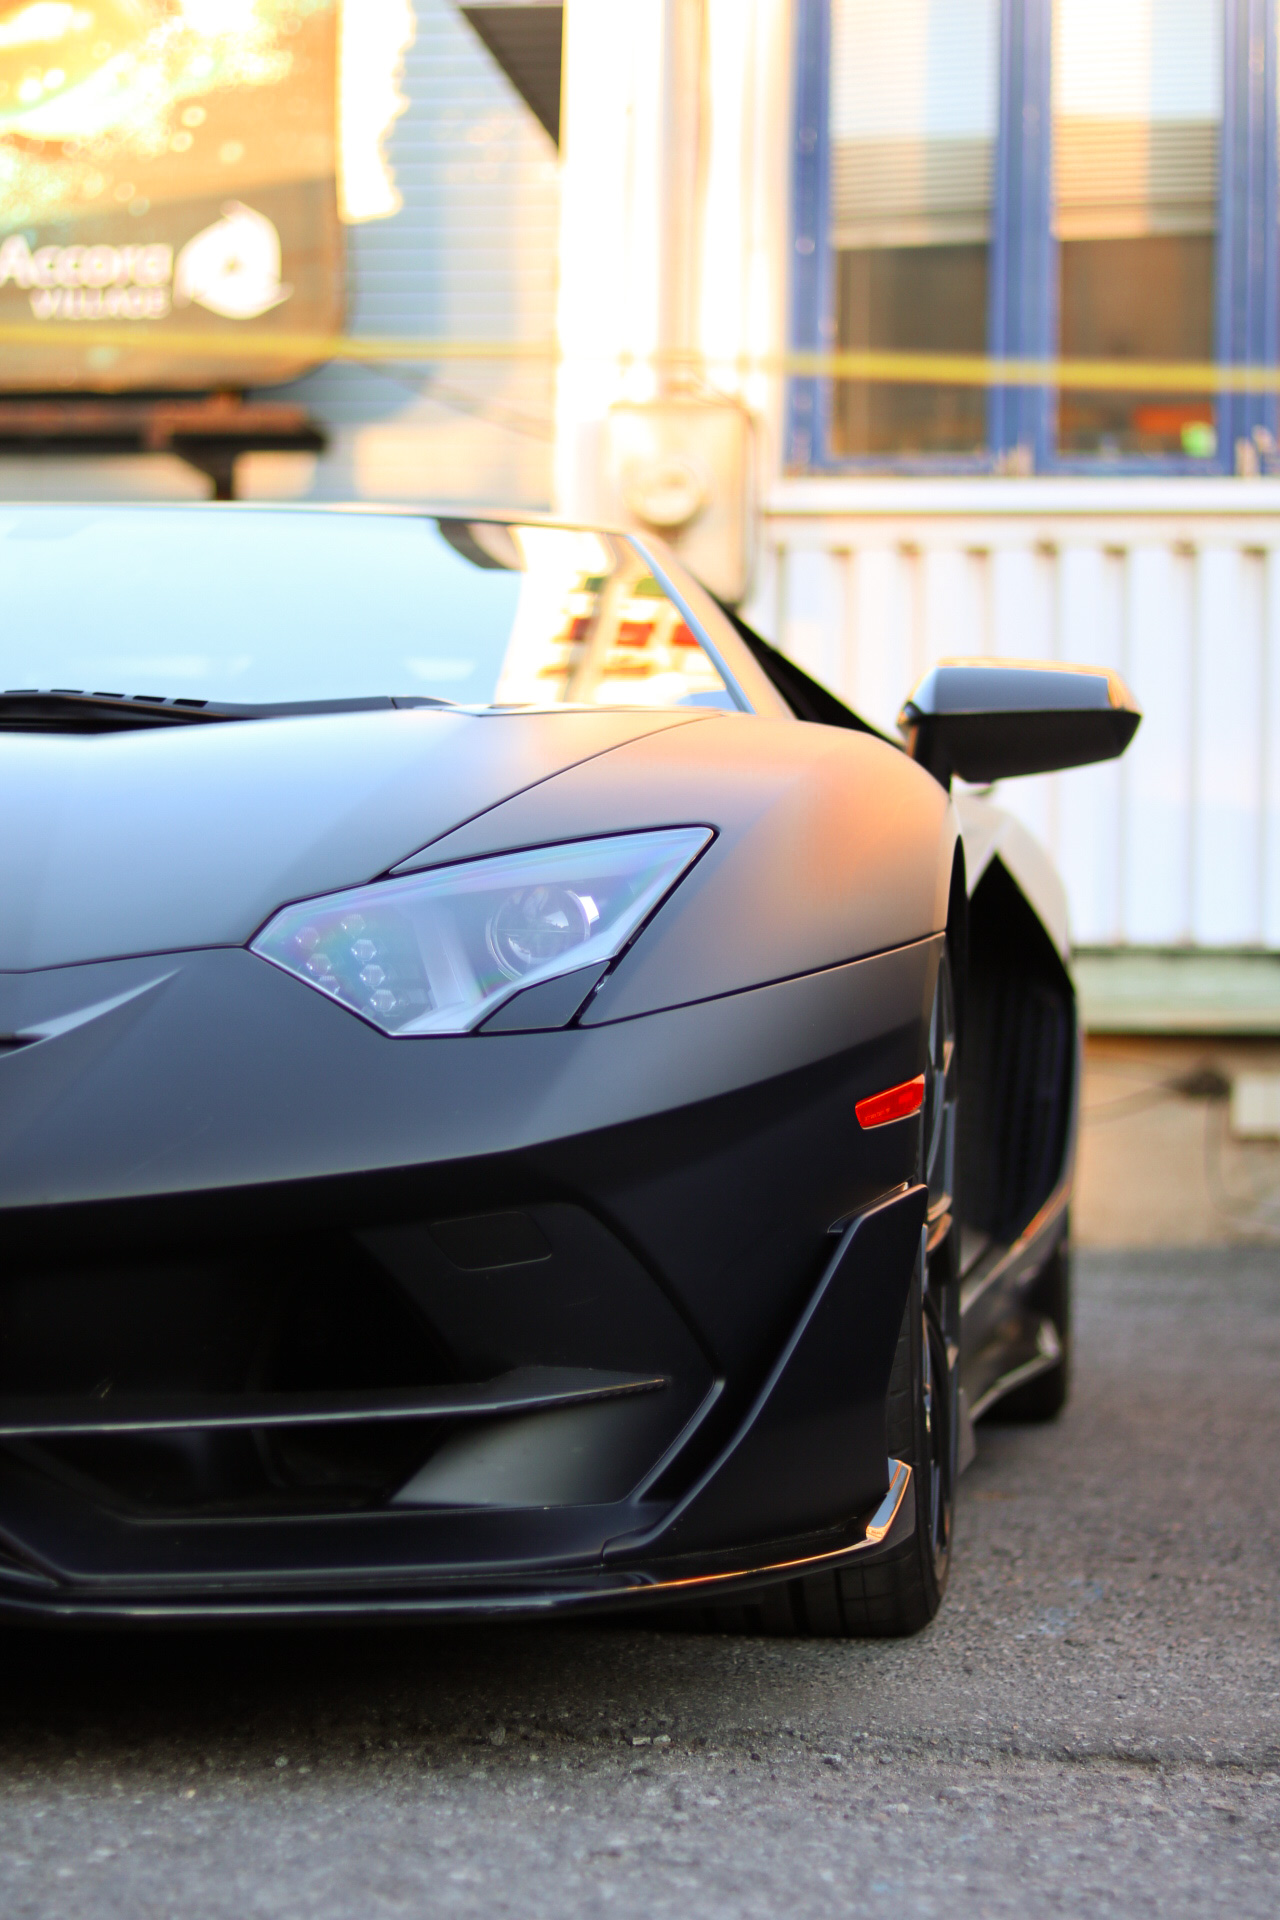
[750,478,1280,950]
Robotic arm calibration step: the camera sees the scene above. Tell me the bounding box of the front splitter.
[0,1463,912,1628]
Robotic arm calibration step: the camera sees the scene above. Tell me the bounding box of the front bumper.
[0,937,939,1621]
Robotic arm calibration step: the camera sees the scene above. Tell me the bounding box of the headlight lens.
[250,827,712,1035]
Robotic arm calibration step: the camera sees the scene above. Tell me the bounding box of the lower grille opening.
[1,1237,455,1517]
[0,1199,713,1557]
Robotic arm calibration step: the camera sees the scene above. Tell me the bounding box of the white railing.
[749,477,1280,950]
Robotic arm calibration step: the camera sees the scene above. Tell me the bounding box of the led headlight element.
[250,828,713,1035]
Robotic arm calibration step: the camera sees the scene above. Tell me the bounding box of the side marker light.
[856,1074,926,1129]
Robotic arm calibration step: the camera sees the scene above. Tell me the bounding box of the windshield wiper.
[0,691,458,733]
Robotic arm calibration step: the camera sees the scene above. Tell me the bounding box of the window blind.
[1053,0,1222,238]
[829,0,1000,249]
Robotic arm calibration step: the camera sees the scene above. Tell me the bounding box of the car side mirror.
[898,659,1141,789]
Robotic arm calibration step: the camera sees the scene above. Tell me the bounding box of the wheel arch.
[958,853,1076,1245]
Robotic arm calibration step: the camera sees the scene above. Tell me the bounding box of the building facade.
[2,0,1278,964]
[553,0,1280,960]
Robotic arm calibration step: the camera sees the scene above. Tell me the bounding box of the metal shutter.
[829,0,1001,248]
[270,0,560,507]
[1053,0,1223,238]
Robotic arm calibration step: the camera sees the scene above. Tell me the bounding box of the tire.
[669,1251,956,1638]
[674,952,959,1639]
[985,1237,1072,1423]
[832,1248,956,1634]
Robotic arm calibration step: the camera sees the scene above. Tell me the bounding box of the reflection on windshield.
[0,508,737,713]
[494,525,732,709]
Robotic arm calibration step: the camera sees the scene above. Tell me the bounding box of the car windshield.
[0,507,740,712]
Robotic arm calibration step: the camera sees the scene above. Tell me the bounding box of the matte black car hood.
[0,706,708,970]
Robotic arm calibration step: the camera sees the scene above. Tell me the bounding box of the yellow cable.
[0,329,1274,395]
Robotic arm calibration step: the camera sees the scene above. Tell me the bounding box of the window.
[790,0,1272,473]
[1053,0,1222,459]
[829,0,1001,455]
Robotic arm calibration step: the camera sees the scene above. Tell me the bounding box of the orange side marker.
[856,1074,926,1129]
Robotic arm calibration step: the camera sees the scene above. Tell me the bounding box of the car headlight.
[250,827,712,1035]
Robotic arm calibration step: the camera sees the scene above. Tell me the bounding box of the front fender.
[403,717,959,1020]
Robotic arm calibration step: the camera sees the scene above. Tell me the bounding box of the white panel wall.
[1264,558,1280,946]
[752,478,1280,950]
[1124,545,1193,943]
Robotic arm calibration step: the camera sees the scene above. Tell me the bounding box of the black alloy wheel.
[681,948,961,1639]
[918,944,960,1588]
[837,945,959,1633]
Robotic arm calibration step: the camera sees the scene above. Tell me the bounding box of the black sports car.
[0,504,1139,1635]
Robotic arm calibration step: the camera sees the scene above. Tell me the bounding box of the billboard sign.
[0,0,343,389]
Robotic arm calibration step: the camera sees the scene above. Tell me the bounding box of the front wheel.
[672,1249,957,1639]
[678,951,960,1639]
[834,1248,955,1634]
[832,946,960,1632]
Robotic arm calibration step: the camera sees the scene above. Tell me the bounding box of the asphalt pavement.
[1,1248,1277,1919]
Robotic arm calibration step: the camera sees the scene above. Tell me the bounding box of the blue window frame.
[788,0,1278,475]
